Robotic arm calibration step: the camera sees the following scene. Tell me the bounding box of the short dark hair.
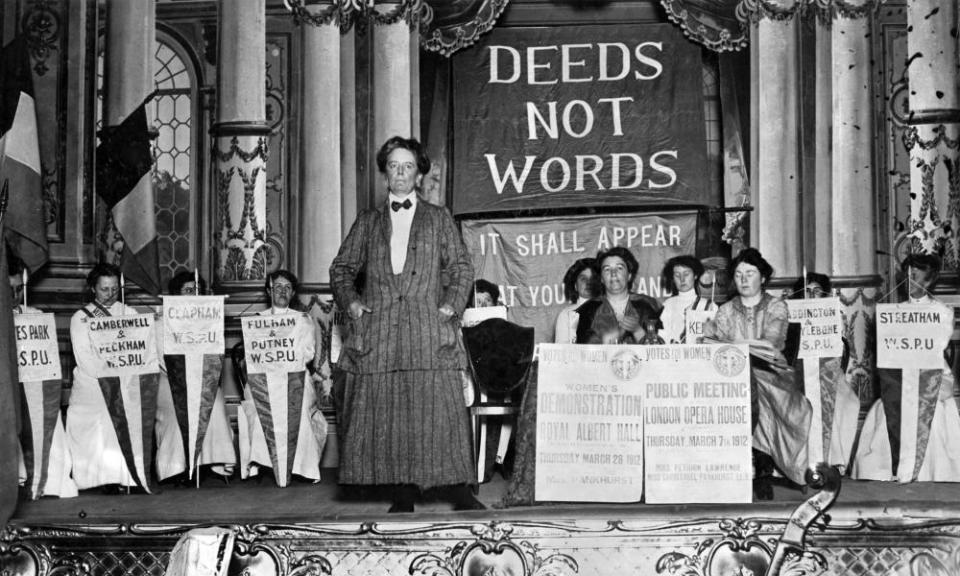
[596,246,639,294]
[265,269,300,295]
[902,253,942,288]
[662,255,705,296]
[168,271,208,295]
[376,136,431,177]
[729,248,774,286]
[562,258,598,303]
[471,279,500,305]
[790,271,832,299]
[85,262,121,297]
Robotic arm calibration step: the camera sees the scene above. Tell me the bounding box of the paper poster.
[242,314,310,374]
[876,302,954,368]
[535,343,644,502]
[786,297,843,359]
[14,313,62,382]
[85,313,159,377]
[161,295,225,355]
[642,344,752,504]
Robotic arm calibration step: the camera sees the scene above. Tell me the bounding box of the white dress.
[853,295,960,482]
[15,305,77,498]
[66,301,144,489]
[553,297,588,344]
[659,290,716,344]
[237,307,327,484]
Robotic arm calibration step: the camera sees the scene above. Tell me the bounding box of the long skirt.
[338,369,474,488]
[752,360,812,486]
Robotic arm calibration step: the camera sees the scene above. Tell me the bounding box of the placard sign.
[786,297,843,359]
[161,295,225,355]
[14,313,61,381]
[876,303,954,369]
[85,314,159,377]
[684,309,716,344]
[242,314,310,374]
[643,344,752,504]
[535,343,644,502]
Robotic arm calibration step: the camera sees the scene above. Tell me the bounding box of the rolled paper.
[120,272,125,304]
[803,265,808,299]
[194,268,199,294]
[22,268,27,308]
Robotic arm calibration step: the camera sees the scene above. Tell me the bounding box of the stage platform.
[4,471,960,576]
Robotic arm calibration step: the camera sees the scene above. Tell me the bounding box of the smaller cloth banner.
[684,308,716,344]
[876,302,954,481]
[15,312,74,499]
[84,313,160,491]
[14,312,60,382]
[241,313,313,487]
[786,297,843,360]
[162,295,226,478]
[787,297,844,466]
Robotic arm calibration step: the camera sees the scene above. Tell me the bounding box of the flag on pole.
[95,100,162,296]
[0,36,48,272]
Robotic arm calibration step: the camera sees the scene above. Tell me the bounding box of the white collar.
[389,192,418,206]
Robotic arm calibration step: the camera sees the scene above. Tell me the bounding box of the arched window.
[97,32,200,287]
[701,53,722,200]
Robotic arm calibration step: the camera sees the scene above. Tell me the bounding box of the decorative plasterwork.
[420,0,510,57]
[660,0,748,53]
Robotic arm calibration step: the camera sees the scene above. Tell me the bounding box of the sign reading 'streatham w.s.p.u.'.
[451,24,707,215]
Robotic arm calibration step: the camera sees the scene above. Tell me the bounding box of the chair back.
[462,318,534,396]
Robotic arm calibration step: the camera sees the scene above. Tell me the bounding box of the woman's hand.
[601,330,620,345]
[619,315,640,334]
[438,304,455,319]
[348,300,372,320]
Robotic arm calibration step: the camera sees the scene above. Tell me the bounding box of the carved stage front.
[3,470,960,575]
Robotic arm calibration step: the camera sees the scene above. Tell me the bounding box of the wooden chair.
[461,318,535,483]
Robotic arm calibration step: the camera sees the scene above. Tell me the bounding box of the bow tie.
[391,198,412,212]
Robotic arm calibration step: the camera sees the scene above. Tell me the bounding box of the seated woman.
[553,257,598,344]
[66,263,149,492]
[703,248,811,498]
[659,255,716,344]
[853,254,960,482]
[785,272,860,473]
[154,271,237,484]
[237,270,327,485]
[575,246,661,344]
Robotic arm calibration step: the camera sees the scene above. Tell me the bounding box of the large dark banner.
[461,212,697,342]
[452,24,708,215]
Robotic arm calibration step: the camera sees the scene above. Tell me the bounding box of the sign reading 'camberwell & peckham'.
[452,24,707,215]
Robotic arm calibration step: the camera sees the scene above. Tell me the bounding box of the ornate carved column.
[745,5,802,278]
[819,1,883,416]
[296,2,342,286]
[212,0,270,285]
[371,0,422,203]
[905,0,960,267]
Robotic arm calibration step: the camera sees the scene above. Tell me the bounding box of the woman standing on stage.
[553,257,598,344]
[574,246,661,345]
[330,136,481,513]
[703,248,811,498]
[659,255,716,344]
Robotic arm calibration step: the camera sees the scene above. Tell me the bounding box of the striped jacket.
[330,198,474,374]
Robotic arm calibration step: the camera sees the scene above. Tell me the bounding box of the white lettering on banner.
[242,314,309,374]
[876,302,954,369]
[488,42,664,85]
[14,313,62,382]
[485,152,678,196]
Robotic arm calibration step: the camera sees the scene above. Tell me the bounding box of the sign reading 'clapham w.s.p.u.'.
[451,24,707,215]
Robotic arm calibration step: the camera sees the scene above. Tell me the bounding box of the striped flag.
[0,36,48,272]
[95,101,162,296]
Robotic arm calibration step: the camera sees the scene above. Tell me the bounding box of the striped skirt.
[338,369,475,488]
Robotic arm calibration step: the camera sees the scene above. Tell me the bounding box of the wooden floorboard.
[13,470,960,525]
